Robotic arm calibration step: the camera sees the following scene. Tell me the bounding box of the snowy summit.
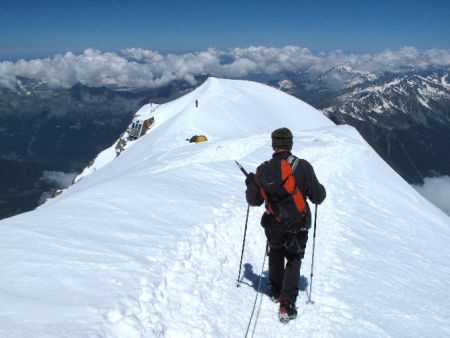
[1,78,449,337]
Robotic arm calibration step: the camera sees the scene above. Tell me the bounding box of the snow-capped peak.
[73,77,333,183]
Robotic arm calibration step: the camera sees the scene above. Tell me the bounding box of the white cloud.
[1,46,449,89]
[41,171,78,189]
[413,176,450,216]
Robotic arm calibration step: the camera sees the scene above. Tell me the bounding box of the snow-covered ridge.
[319,65,378,88]
[0,78,449,337]
[73,77,333,184]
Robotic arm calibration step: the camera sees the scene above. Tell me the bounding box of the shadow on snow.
[239,262,309,296]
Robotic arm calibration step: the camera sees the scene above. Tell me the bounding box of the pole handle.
[234,161,259,188]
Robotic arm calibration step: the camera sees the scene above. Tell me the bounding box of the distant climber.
[186,135,208,143]
[195,100,199,108]
[244,127,326,323]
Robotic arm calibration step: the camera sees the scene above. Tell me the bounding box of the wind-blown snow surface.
[1,78,449,337]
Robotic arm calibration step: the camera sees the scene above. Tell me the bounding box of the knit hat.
[271,127,293,150]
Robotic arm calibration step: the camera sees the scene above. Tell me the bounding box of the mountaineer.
[244,127,326,322]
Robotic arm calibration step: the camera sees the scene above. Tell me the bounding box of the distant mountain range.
[0,68,448,219]
[267,67,450,182]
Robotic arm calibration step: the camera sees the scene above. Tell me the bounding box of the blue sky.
[1,0,449,59]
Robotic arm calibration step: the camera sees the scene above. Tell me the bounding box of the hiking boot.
[279,301,297,323]
[269,288,281,303]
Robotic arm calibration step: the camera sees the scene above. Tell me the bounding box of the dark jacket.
[245,151,326,231]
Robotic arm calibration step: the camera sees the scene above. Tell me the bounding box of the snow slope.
[1,78,449,337]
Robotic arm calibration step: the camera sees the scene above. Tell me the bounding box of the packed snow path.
[1,78,449,337]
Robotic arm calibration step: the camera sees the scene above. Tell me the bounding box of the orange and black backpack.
[256,155,306,225]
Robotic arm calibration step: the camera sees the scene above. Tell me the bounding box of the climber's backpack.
[257,155,306,225]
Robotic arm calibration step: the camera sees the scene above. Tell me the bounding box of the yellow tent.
[194,135,208,143]
[188,135,208,143]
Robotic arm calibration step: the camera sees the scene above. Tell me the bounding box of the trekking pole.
[235,161,258,187]
[307,204,318,304]
[236,204,250,287]
[234,161,258,287]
